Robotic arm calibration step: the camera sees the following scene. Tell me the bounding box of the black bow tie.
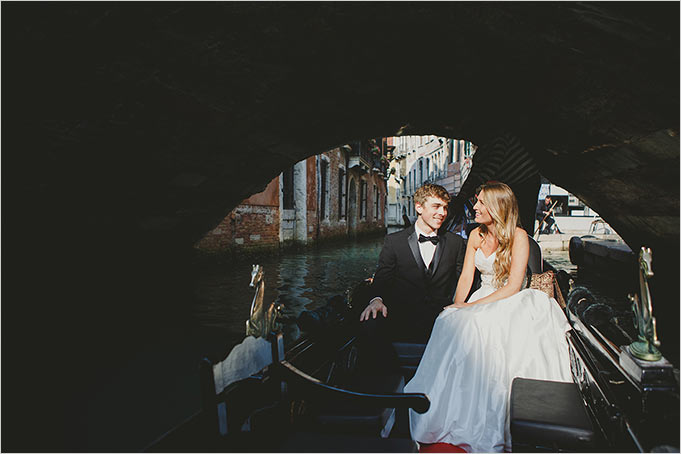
[418,234,440,245]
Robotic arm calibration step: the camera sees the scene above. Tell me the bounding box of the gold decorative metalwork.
[246,264,283,338]
[627,247,662,361]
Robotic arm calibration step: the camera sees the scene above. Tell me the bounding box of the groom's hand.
[360,298,388,321]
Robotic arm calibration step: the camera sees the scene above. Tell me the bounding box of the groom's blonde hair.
[414,184,451,206]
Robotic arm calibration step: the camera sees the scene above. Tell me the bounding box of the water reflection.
[192,236,385,352]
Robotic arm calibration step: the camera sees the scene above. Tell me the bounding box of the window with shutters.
[338,167,346,219]
[360,180,367,219]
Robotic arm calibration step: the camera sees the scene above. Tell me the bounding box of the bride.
[404,181,572,453]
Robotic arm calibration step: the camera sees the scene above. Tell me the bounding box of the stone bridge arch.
[5,3,677,251]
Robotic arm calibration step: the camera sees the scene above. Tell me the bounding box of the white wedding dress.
[404,248,572,452]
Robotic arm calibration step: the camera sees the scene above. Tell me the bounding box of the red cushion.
[419,442,468,453]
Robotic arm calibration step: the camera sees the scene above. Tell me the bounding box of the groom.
[358,184,465,370]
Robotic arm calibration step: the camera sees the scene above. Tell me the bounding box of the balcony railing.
[347,142,372,172]
[347,140,393,178]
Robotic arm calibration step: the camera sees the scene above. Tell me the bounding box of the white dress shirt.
[414,223,438,269]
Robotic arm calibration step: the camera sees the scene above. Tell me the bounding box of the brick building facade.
[195,142,389,253]
[194,178,281,252]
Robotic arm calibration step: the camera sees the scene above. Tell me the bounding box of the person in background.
[536,195,557,234]
[402,206,411,228]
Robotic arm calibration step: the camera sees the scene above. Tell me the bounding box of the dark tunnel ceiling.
[5,2,679,254]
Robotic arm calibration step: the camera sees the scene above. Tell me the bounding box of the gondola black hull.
[147,279,679,453]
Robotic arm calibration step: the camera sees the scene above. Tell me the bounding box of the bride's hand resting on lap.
[444,301,468,310]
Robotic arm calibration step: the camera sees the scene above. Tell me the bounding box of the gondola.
[147,241,679,453]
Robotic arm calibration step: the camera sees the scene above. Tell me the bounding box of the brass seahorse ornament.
[246,265,283,338]
[627,247,662,361]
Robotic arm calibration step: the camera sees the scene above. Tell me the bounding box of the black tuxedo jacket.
[370,225,466,331]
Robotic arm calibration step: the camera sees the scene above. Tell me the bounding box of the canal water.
[111,231,639,451]
[191,235,386,358]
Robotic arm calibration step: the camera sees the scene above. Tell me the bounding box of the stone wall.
[194,204,280,252]
[195,177,280,252]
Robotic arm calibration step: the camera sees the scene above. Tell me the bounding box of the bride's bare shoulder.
[469,227,482,248]
[514,226,527,236]
[513,227,529,245]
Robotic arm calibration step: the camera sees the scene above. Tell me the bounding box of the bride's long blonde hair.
[476,182,520,288]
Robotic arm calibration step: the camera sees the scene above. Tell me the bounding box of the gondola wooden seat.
[393,342,427,381]
[278,359,427,435]
[311,372,406,436]
[510,378,595,452]
[276,359,428,450]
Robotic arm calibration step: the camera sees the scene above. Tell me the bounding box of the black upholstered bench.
[314,373,405,437]
[510,378,595,452]
[277,360,429,440]
[392,342,426,381]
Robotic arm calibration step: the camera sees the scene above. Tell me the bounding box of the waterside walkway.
[536,233,623,251]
